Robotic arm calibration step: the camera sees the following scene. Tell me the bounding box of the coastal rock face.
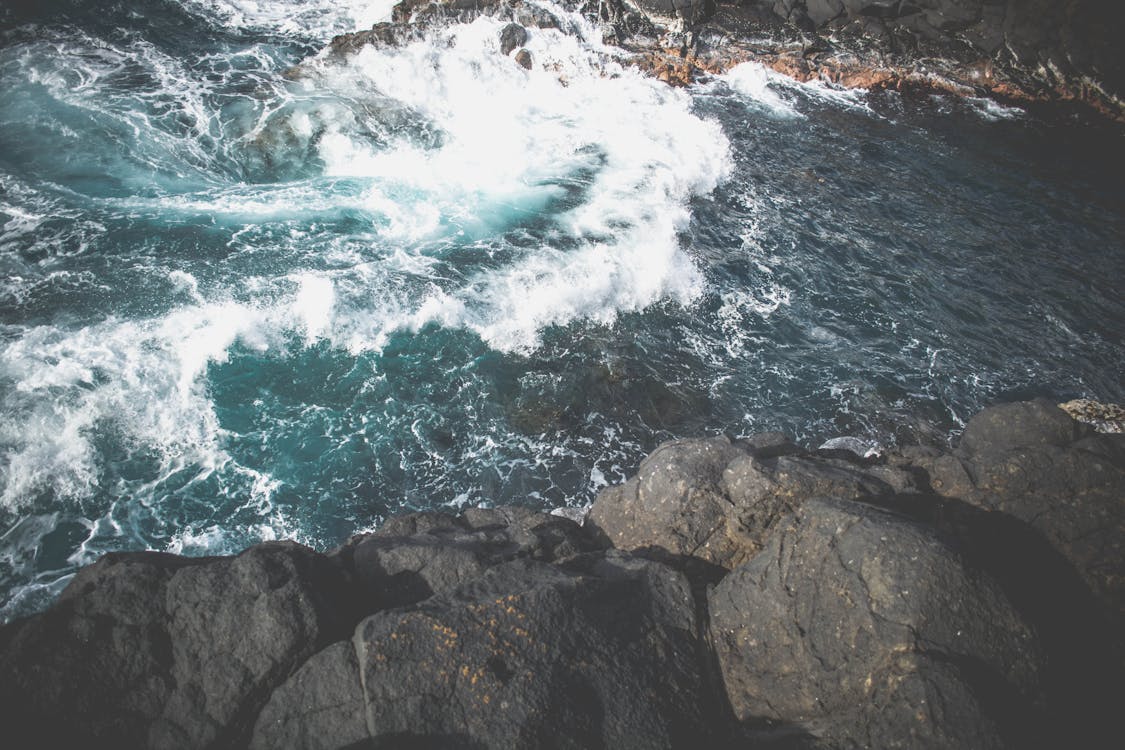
[709,497,1042,748]
[0,399,1121,747]
[316,0,1124,114]
[729,0,1125,117]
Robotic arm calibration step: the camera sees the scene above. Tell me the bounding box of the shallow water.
[1,0,1122,621]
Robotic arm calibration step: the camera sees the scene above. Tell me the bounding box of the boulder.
[499,22,528,55]
[587,436,751,566]
[254,555,721,748]
[249,641,368,750]
[709,497,1043,748]
[588,434,904,569]
[629,0,717,24]
[951,400,1125,616]
[0,543,358,748]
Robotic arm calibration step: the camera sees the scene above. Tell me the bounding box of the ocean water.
[1,0,1122,621]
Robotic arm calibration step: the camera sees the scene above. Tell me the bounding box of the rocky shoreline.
[315,0,1125,121]
[1,398,1122,748]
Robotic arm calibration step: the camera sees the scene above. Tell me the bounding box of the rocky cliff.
[1,399,1122,748]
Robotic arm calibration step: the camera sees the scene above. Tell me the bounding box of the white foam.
[293,274,336,343]
[965,96,1024,122]
[722,62,804,118]
[799,77,876,113]
[296,15,730,351]
[179,0,397,37]
[720,61,878,118]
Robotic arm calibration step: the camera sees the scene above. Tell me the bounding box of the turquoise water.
[2,0,1123,621]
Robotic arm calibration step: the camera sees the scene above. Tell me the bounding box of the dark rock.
[0,552,202,747]
[744,430,800,458]
[499,22,528,55]
[958,398,1088,454]
[258,555,720,747]
[709,497,1043,748]
[2,400,1122,747]
[805,0,844,26]
[588,434,903,569]
[392,0,505,24]
[340,507,601,608]
[629,0,717,24]
[952,401,1125,615]
[587,435,751,566]
[0,543,358,749]
[328,22,424,57]
[250,641,367,750]
[514,4,562,30]
[514,47,534,69]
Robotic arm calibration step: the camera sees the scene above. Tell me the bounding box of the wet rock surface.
[320,0,1124,117]
[1,399,1121,747]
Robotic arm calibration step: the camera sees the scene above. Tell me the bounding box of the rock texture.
[709,498,1042,748]
[318,0,1125,119]
[0,399,1122,748]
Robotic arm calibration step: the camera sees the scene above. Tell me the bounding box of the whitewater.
[1,0,1122,621]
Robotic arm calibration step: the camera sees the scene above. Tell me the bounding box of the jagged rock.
[629,0,717,24]
[1,400,1122,748]
[255,555,719,748]
[1059,397,1125,433]
[709,497,1044,748]
[328,22,424,57]
[731,0,1125,118]
[0,543,358,748]
[515,47,534,69]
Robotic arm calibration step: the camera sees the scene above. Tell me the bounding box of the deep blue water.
[1,0,1123,621]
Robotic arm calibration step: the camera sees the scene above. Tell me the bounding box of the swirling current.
[1,0,1123,621]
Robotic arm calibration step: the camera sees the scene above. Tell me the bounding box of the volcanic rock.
[949,399,1125,615]
[0,543,358,748]
[587,434,907,569]
[253,555,719,748]
[709,497,1043,748]
[1,400,1122,748]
